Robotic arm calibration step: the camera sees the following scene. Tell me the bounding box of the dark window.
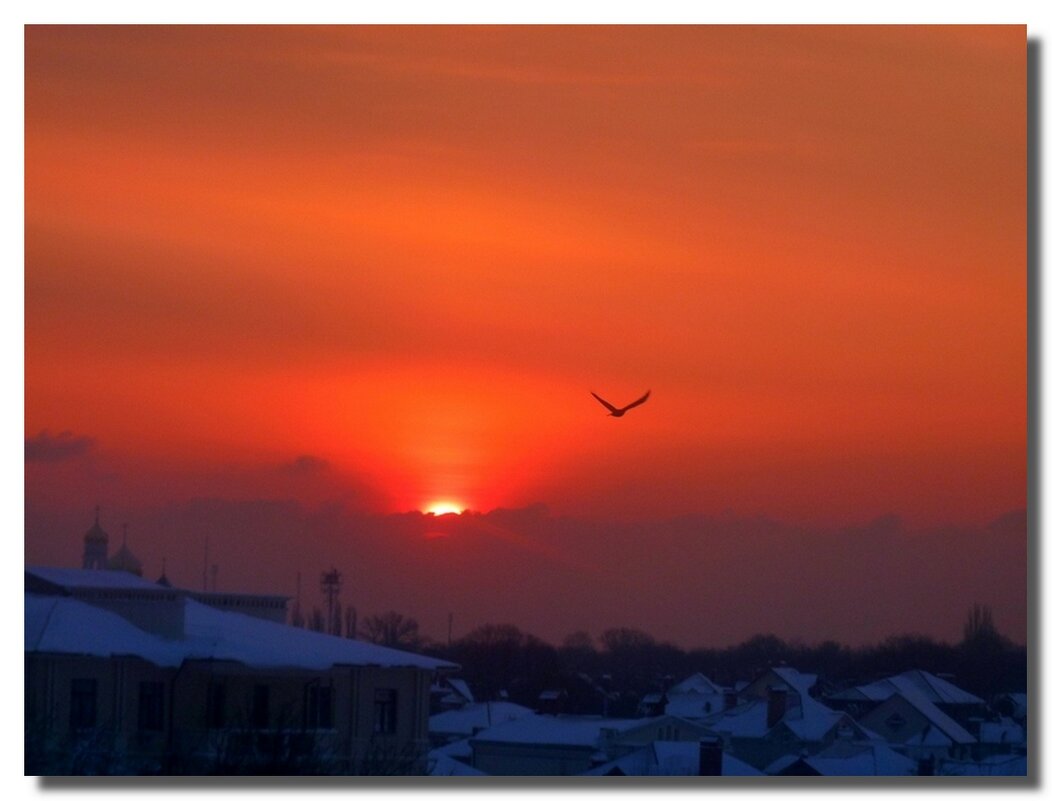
[373,688,397,734]
[252,685,270,729]
[306,685,333,729]
[138,681,165,731]
[206,682,226,729]
[70,678,98,730]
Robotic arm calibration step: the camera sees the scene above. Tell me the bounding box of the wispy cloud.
[25,430,95,463]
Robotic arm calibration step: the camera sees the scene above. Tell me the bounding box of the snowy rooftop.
[667,672,724,696]
[26,591,456,672]
[836,670,982,706]
[875,678,976,745]
[430,701,537,737]
[27,565,172,593]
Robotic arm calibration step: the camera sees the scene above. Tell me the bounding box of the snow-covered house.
[697,667,875,770]
[468,714,718,776]
[855,678,977,765]
[664,672,728,719]
[825,670,983,726]
[429,676,474,714]
[429,701,537,747]
[25,566,456,775]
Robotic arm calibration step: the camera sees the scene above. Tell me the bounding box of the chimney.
[723,689,738,710]
[767,686,788,729]
[698,737,723,776]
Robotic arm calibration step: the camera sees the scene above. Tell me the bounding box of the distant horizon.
[24,494,1027,650]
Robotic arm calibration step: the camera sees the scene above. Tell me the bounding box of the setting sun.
[425,501,464,516]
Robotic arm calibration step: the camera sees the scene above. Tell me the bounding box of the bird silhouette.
[591,390,650,417]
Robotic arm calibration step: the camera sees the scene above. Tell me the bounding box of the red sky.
[24,26,1027,646]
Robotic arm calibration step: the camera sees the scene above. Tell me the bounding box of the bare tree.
[361,611,422,649]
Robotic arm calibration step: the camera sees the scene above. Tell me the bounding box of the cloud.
[25,430,95,463]
[278,454,330,478]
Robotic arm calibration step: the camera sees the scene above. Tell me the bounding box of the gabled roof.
[866,680,976,745]
[26,592,456,672]
[430,702,537,737]
[668,672,724,696]
[700,689,849,743]
[834,670,982,706]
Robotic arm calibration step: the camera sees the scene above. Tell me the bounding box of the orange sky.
[24,26,1028,645]
[25,25,1025,524]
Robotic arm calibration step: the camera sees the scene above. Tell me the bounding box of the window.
[70,678,98,730]
[138,681,165,731]
[373,689,397,734]
[252,685,270,729]
[206,682,226,729]
[306,685,333,729]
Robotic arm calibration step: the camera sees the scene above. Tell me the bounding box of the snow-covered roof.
[876,680,976,745]
[841,670,982,706]
[470,715,640,748]
[446,678,474,703]
[430,702,537,737]
[700,690,846,743]
[667,672,724,696]
[26,592,456,672]
[27,565,170,593]
[26,594,185,666]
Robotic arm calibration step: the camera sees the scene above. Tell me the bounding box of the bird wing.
[621,390,651,411]
[590,392,619,413]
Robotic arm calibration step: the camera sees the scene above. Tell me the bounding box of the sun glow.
[425,500,464,516]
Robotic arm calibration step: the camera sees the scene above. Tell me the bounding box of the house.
[825,670,983,726]
[429,676,475,714]
[855,678,977,766]
[468,714,718,776]
[429,701,537,747]
[25,566,456,775]
[697,667,875,770]
[664,672,727,718]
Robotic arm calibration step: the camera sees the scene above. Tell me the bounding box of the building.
[696,667,876,770]
[25,566,456,775]
[468,714,719,776]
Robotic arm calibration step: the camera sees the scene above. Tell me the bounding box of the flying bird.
[591,390,651,417]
